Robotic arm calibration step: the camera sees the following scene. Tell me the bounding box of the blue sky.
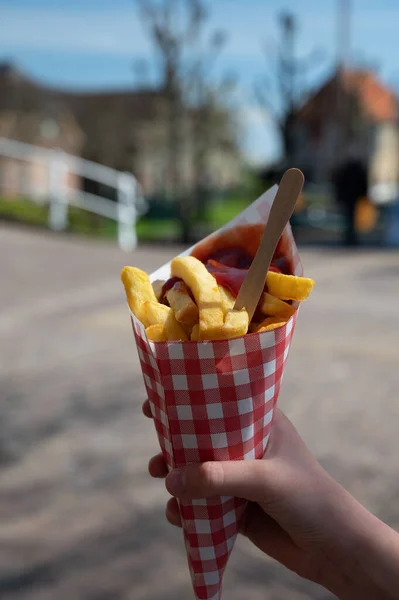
[1,0,399,164]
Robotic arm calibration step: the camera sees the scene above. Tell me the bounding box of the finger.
[142,399,152,418]
[166,497,182,528]
[148,453,168,478]
[242,503,300,569]
[165,460,275,502]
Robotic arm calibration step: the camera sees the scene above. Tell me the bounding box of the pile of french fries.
[121,253,314,342]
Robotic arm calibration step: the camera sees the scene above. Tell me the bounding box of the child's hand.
[143,400,399,599]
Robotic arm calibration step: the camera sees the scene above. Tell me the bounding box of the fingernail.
[167,469,186,495]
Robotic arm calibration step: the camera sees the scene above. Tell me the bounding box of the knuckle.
[198,461,224,494]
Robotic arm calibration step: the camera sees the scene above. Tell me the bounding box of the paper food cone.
[129,184,303,600]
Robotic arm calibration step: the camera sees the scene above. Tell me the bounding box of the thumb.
[165,460,275,502]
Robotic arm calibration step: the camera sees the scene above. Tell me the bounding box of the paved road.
[1,223,399,600]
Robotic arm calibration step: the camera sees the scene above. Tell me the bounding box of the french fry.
[171,256,224,340]
[121,266,157,323]
[191,324,200,341]
[218,285,235,314]
[255,316,289,332]
[216,285,249,338]
[142,301,188,341]
[152,279,165,302]
[266,271,314,302]
[146,324,167,342]
[219,309,249,339]
[122,244,314,342]
[166,281,199,328]
[190,310,248,340]
[260,293,296,319]
[181,322,195,339]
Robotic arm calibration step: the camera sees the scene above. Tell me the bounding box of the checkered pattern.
[128,184,304,600]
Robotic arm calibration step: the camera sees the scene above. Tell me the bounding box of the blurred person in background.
[332,143,369,247]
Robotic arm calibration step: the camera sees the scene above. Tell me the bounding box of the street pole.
[336,0,351,155]
[337,0,351,70]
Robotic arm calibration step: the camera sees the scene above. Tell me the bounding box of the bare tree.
[134,0,238,241]
[135,0,205,236]
[255,12,323,166]
[186,31,237,219]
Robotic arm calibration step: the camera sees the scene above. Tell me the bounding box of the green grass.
[136,218,180,241]
[0,196,49,226]
[0,194,255,243]
[0,197,118,238]
[68,209,117,239]
[0,197,182,242]
[205,197,250,229]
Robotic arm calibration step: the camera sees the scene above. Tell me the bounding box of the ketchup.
[210,248,252,269]
[165,224,292,301]
[160,276,195,303]
[160,276,181,303]
[206,259,281,297]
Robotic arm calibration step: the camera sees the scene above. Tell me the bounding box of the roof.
[343,69,397,122]
[58,88,163,127]
[0,62,239,172]
[298,68,398,124]
[0,61,162,118]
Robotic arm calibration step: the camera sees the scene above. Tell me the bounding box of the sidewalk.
[1,224,398,600]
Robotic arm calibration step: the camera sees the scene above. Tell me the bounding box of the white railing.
[0,137,147,251]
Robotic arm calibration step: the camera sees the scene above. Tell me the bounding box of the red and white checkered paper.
[128,184,304,600]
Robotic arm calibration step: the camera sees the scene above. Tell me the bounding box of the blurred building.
[0,62,241,199]
[0,65,85,199]
[0,109,84,199]
[293,68,399,197]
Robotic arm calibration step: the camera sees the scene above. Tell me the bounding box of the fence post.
[48,150,69,231]
[117,172,137,251]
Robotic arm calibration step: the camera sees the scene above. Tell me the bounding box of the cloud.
[238,104,280,165]
[241,105,272,127]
